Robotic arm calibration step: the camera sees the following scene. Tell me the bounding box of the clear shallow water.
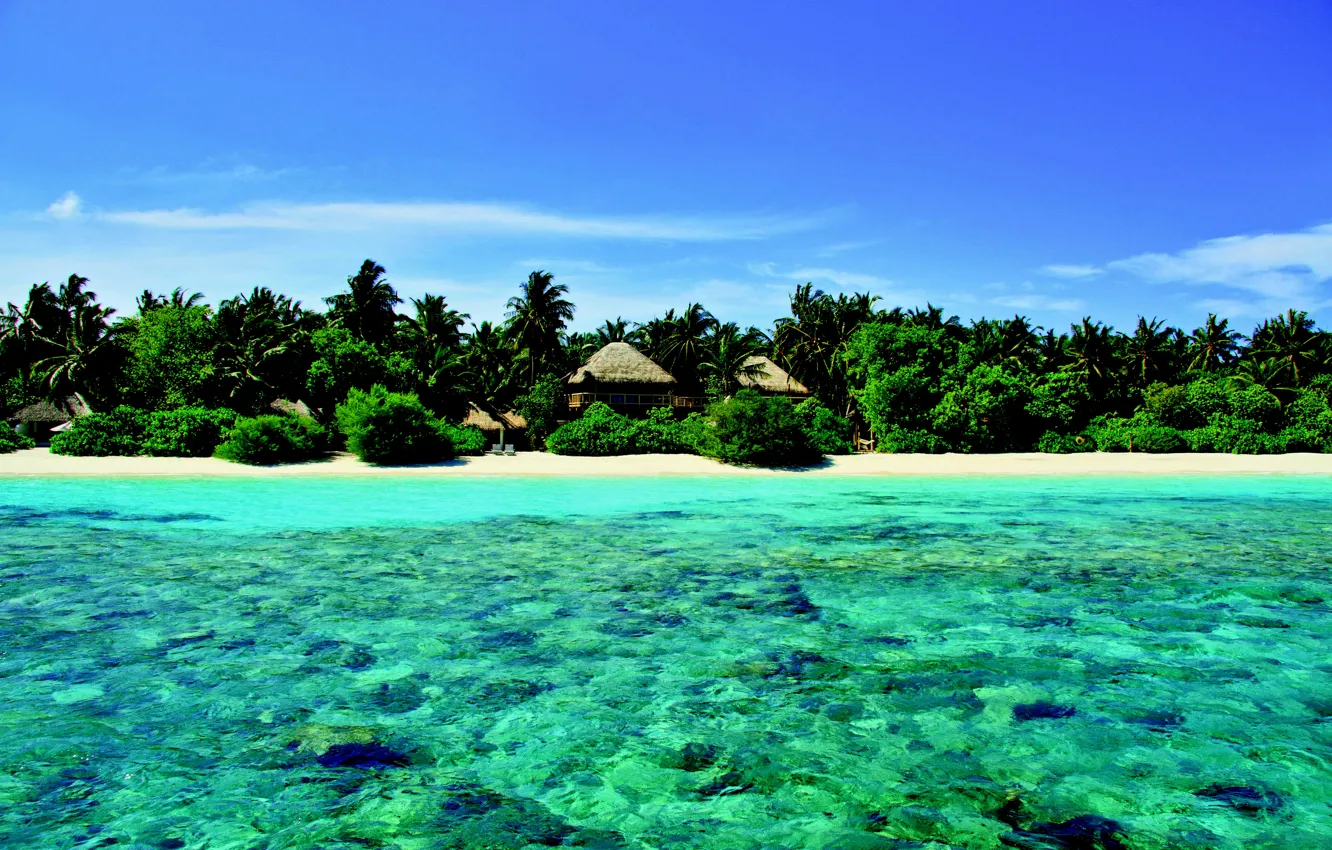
[2,476,1331,850]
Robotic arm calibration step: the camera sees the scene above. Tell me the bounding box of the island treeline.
[3,260,1332,464]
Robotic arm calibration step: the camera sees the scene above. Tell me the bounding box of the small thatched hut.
[738,355,811,398]
[5,396,90,444]
[461,404,529,449]
[565,342,679,414]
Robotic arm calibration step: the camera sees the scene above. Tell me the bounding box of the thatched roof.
[461,404,528,431]
[7,396,89,423]
[269,398,314,419]
[566,342,677,387]
[738,355,811,395]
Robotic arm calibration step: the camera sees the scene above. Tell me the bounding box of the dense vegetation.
[213,415,327,466]
[5,261,1332,464]
[0,426,34,454]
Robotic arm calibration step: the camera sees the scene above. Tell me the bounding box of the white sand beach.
[2,447,1332,477]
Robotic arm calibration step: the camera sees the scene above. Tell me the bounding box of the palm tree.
[505,270,575,387]
[33,298,119,408]
[397,294,469,415]
[595,317,630,345]
[656,303,716,389]
[1228,357,1295,397]
[698,322,769,395]
[1,284,64,379]
[214,287,313,411]
[1186,313,1242,373]
[1120,316,1177,387]
[1249,309,1323,386]
[1064,317,1117,385]
[461,320,520,429]
[906,303,963,338]
[1035,328,1070,371]
[772,284,880,416]
[325,259,402,347]
[138,288,205,312]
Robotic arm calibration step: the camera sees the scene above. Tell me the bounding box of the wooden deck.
[566,393,708,412]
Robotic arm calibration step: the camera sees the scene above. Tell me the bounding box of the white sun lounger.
[504,444,516,456]
[490,444,503,455]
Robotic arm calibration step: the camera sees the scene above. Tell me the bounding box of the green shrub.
[794,398,853,455]
[335,386,455,465]
[215,415,326,465]
[441,423,487,456]
[546,404,701,456]
[877,426,949,454]
[143,408,237,457]
[698,390,821,467]
[1186,423,1283,454]
[0,427,36,454]
[1036,431,1095,453]
[1226,385,1282,431]
[1090,418,1187,453]
[546,403,639,456]
[50,407,148,456]
[632,407,698,454]
[515,374,564,449]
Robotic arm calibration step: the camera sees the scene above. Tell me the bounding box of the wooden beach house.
[461,404,529,450]
[737,355,811,399]
[5,396,90,445]
[565,342,701,415]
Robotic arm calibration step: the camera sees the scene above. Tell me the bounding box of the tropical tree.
[595,317,630,345]
[772,284,880,416]
[1,283,65,381]
[698,322,769,396]
[1035,328,1070,371]
[655,303,716,389]
[1120,316,1178,388]
[325,259,402,347]
[396,294,469,417]
[32,279,121,408]
[1064,318,1118,386]
[213,287,315,412]
[1250,309,1324,386]
[1186,313,1243,373]
[505,270,575,387]
[137,288,205,312]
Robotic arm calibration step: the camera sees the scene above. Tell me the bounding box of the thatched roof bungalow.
[461,404,529,449]
[565,342,680,413]
[5,396,91,444]
[738,355,811,398]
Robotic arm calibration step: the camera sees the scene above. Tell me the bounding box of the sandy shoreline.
[2,447,1332,477]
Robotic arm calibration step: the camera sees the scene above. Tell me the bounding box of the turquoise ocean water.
[2,475,1330,849]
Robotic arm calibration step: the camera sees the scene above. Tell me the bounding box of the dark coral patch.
[1195,784,1282,815]
[316,742,409,769]
[1001,814,1127,850]
[479,630,538,649]
[1013,702,1076,721]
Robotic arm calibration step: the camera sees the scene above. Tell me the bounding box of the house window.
[611,394,624,404]
[625,395,639,404]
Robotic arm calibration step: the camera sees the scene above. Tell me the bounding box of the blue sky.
[2,1,1329,333]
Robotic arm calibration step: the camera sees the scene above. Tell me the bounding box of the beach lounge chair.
[490,444,503,455]
[504,444,516,456]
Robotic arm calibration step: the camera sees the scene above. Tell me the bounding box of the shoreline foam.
[2,447,1332,477]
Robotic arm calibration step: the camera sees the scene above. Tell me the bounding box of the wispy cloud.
[1041,263,1101,279]
[986,280,1084,313]
[115,162,294,185]
[1106,222,1332,315]
[991,293,1086,312]
[46,192,81,220]
[749,261,893,290]
[816,239,878,257]
[95,199,821,241]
